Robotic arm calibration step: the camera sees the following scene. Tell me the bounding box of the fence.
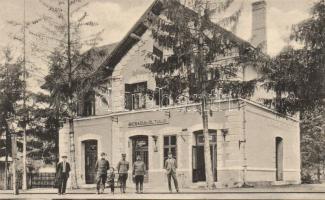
[30,173,56,188]
[0,173,56,189]
[0,173,24,190]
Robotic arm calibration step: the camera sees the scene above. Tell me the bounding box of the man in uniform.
[56,155,71,195]
[95,152,110,194]
[165,151,179,193]
[117,153,129,193]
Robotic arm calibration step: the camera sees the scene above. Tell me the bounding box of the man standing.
[95,152,110,194]
[56,155,70,195]
[165,151,179,193]
[132,155,146,194]
[117,153,129,193]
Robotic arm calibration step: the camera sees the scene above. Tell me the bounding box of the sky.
[0,0,316,91]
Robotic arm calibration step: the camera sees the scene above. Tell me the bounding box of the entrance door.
[192,130,217,182]
[193,146,205,182]
[192,145,217,182]
[276,137,283,181]
[85,140,98,184]
[131,136,149,182]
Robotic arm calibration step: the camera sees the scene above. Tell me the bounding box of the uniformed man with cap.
[117,153,129,193]
[95,152,110,194]
[56,155,71,195]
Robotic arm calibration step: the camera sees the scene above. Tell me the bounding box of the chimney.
[251,0,267,54]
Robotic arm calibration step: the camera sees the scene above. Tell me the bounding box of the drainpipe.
[242,101,248,186]
[241,101,252,188]
[240,64,251,188]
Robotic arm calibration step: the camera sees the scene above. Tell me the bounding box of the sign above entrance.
[128,119,169,128]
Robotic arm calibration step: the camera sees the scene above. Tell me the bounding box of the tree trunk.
[11,134,19,195]
[68,118,78,188]
[317,164,321,183]
[22,0,27,190]
[197,3,214,189]
[66,0,78,188]
[202,95,214,189]
[4,122,10,190]
[55,127,60,164]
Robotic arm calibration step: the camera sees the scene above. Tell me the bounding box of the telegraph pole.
[197,0,214,189]
[67,0,78,188]
[22,0,28,190]
[11,133,19,195]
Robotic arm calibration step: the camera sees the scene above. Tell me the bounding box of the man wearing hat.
[165,151,179,193]
[95,152,110,194]
[117,153,129,193]
[56,155,71,195]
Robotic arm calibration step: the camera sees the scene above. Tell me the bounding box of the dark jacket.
[132,161,146,176]
[165,158,177,174]
[95,158,110,175]
[56,161,71,178]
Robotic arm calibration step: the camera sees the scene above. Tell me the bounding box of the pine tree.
[32,0,104,188]
[145,0,259,189]
[260,0,325,182]
[6,0,43,189]
[0,47,24,190]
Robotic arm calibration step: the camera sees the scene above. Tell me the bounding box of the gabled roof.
[77,42,118,72]
[96,0,255,78]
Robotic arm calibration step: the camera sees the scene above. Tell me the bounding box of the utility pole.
[4,128,9,190]
[4,63,9,190]
[22,0,28,191]
[67,0,78,188]
[11,133,19,195]
[197,0,214,189]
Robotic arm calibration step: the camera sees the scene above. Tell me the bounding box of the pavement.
[1,184,325,199]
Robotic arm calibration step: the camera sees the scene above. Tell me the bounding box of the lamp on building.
[152,135,158,152]
[221,129,228,141]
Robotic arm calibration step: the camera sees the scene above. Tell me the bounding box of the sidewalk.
[0,184,325,194]
[0,184,325,199]
[1,184,325,193]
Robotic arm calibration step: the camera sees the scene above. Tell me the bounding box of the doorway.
[276,137,283,181]
[84,140,98,184]
[192,130,217,182]
[130,135,149,182]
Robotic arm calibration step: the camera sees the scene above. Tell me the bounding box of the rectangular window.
[163,135,177,163]
[154,88,170,107]
[125,82,147,110]
[77,92,96,117]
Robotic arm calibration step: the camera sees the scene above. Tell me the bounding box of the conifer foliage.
[145,0,259,102]
[144,0,260,188]
[260,0,325,182]
[33,0,104,188]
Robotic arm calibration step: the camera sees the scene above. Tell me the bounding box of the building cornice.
[74,98,299,123]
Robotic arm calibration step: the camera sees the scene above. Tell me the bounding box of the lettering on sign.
[128,119,168,128]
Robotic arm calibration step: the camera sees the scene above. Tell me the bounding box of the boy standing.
[117,153,129,193]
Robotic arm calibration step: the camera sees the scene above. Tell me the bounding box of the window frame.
[163,135,177,165]
[125,82,147,110]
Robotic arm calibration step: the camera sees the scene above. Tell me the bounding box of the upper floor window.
[125,82,147,110]
[77,92,96,117]
[153,87,170,107]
